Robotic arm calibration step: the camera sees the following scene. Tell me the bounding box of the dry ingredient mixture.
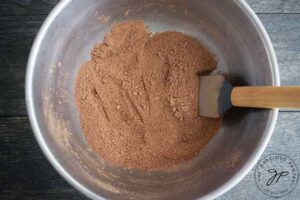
[75,21,222,170]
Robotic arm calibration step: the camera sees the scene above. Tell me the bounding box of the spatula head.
[199,75,233,118]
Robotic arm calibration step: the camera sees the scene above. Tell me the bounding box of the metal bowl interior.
[26,0,279,199]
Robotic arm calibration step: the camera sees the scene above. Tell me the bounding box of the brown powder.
[75,21,222,170]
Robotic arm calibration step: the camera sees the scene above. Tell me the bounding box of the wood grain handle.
[231,86,300,109]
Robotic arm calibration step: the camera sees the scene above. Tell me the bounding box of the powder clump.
[76,21,222,170]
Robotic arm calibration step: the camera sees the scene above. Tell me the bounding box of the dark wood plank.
[246,0,300,13]
[258,14,300,86]
[0,0,58,16]
[0,0,299,16]
[0,117,88,200]
[0,15,46,116]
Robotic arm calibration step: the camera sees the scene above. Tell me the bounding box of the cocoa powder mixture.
[76,21,222,170]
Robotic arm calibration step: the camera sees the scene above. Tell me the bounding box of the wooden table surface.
[1,0,300,199]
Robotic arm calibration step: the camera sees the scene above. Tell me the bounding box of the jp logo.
[255,154,299,198]
[266,169,289,186]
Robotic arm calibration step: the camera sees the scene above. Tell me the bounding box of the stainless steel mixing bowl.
[26,0,280,199]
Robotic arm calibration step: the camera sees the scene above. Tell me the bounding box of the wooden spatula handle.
[231,86,300,109]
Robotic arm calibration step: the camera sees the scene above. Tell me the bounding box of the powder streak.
[76,21,222,170]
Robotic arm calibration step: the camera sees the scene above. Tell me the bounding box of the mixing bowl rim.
[25,0,280,199]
